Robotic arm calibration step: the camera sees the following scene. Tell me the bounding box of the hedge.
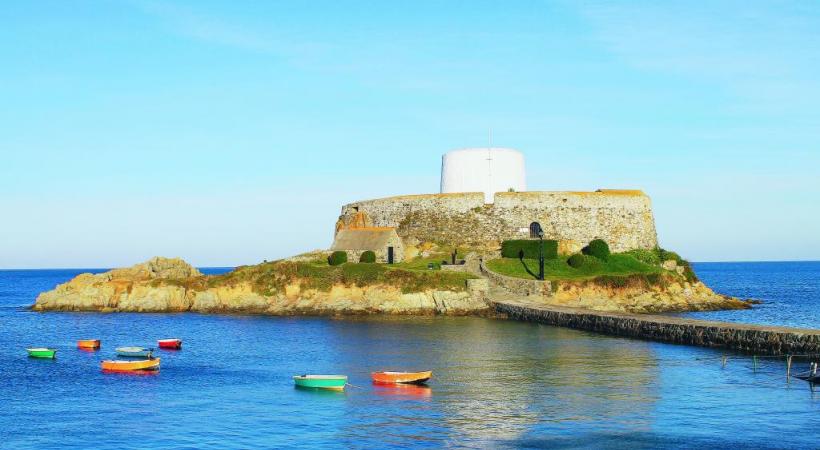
[582,239,610,261]
[359,251,376,263]
[328,251,347,266]
[501,239,558,260]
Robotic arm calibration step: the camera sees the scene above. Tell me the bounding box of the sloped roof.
[331,227,398,251]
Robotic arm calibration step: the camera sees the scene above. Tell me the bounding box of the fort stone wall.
[338,190,658,252]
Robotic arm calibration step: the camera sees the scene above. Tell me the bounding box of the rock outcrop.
[547,279,748,313]
[482,264,750,314]
[33,258,490,315]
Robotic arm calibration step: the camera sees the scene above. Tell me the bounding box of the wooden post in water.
[722,355,727,368]
[753,355,758,372]
[786,355,793,382]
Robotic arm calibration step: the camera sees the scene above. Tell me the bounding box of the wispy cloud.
[572,1,820,115]
[127,0,329,57]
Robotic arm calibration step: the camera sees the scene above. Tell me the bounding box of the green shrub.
[583,239,610,261]
[624,249,661,266]
[359,251,376,263]
[678,260,699,283]
[644,273,663,285]
[593,273,665,288]
[328,251,347,266]
[501,240,558,260]
[657,248,682,263]
[566,254,605,270]
[567,253,586,268]
[594,275,630,288]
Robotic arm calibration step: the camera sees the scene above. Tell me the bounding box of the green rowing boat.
[293,375,347,390]
[27,348,57,359]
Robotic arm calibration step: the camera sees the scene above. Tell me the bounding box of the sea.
[1,262,819,449]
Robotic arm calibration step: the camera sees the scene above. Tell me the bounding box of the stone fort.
[333,148,658,261]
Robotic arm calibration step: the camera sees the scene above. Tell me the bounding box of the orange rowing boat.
[101,358,160,373]
[371,371,432,385]
[77,339,101,349]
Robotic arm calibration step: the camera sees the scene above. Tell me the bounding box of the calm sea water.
[1,263,819,449]
[687,261,820,329]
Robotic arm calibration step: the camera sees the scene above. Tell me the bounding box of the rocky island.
[34,148,751,316]
[33,247,748,316]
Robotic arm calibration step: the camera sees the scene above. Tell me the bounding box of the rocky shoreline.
[33,256,752,316]
[481,262,751,314]
[33,257,491,316]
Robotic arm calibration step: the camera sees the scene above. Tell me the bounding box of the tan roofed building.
[331,227,404,264]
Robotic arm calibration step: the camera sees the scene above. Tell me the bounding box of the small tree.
[359,251,376,263]
[583,239,610,261]
[328,251,348,266]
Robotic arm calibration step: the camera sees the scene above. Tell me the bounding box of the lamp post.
[537,230,545,281]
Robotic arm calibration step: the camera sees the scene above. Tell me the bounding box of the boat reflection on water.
[100,368,160,377]
[373,384,432,398]
[294,384,348,396]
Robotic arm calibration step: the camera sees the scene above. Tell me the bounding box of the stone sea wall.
[494,300,820,356]
[339,190,658,252]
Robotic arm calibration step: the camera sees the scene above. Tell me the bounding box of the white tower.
[440,147,527,203]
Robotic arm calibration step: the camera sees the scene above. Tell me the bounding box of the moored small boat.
[77,339,101,349]
[101,358,160,373]
[293,375,348,391]
[116,346,153,358]
[157,338,182,349]
[27,348,57,359]
[793,362,820,383]
[371,371,432,385]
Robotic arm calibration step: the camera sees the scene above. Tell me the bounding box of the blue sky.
[1,0,819,268]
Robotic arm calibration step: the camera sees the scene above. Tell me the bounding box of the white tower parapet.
[440,147,526,203]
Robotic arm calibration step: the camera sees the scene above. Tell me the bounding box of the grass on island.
[486,253,663,283]
[205,257,477,296]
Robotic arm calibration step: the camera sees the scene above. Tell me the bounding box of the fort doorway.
[529,222,543,238]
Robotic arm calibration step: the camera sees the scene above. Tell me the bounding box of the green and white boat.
[293,374,348,391]
[116,346,153,358]
[27,348,57,359]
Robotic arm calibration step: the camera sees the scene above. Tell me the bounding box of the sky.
[1,0,819,268]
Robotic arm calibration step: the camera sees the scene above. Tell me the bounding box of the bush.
[328,251,347,266]
[567,253,586,268]
[657,248,682,263]
[359,251,376,263]
[678,260,699,283]
[624,249,661,266]
[567,254,604,270]
[583,239,610,261]
[501,240,558,260]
